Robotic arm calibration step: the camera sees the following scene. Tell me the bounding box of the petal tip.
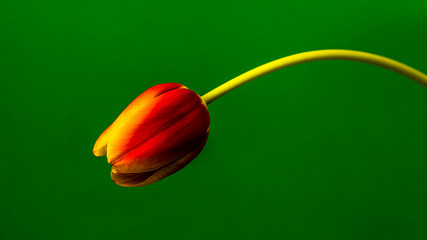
[92,145,107,157]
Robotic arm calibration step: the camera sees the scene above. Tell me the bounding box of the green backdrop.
[1,1,427,239]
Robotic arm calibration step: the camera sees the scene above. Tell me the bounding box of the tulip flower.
[93,49,427,187]
[92,83,210,187]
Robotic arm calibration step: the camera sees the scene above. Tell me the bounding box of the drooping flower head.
[93,83,210,187]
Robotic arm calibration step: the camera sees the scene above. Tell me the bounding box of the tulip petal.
[92,125,114,157]
[108,88,210,173]
[111,131,208,187]
[110,168,155,187]
[92,83,186,157]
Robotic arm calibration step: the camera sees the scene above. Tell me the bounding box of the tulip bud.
[93,83,210,187]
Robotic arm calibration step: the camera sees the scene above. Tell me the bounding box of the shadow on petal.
[140,131,209,187]
[111,131,209,187]
[111,169,155,187]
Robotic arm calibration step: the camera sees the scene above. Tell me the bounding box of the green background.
[1,0,427,239]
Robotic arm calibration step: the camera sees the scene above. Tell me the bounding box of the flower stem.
[201,49,427,105]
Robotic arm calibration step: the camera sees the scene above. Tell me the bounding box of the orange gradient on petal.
[92,83,186,157]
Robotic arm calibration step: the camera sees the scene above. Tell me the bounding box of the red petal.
[92,83,185,157]
[111,131,209,187]
[108,88,210,173]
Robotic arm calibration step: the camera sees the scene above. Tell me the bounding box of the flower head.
[93,83,210,187]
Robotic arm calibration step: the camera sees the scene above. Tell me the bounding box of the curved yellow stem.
[201,49,427,105]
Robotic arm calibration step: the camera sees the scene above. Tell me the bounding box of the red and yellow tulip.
[93,83,210,187]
